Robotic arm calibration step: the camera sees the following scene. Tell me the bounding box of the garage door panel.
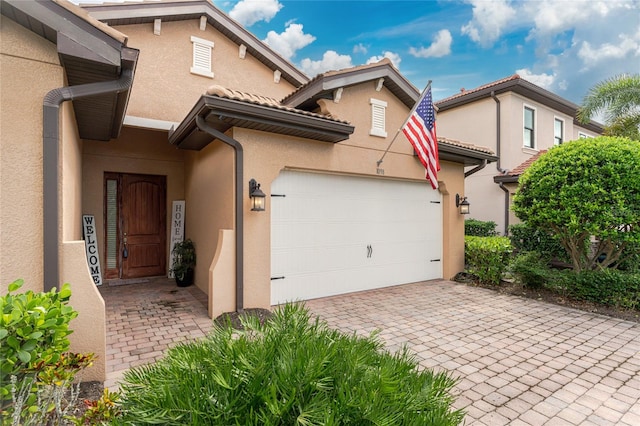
[271,171,442,305]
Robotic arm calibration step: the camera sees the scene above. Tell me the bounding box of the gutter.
[490,91,510,235]
[195,115,244,313]
[43,67,134,291]
[464,159,487,178]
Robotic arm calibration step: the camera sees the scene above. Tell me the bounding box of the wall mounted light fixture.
[249,179,266,211]
[456,194,470,215]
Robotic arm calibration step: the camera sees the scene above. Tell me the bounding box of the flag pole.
[376,80,432,167]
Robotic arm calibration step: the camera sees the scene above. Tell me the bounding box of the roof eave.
[1,0,137,141]
[493,175,520,184]
[169,95,355,150]
[436,79,604,133]
[438,143,499,166]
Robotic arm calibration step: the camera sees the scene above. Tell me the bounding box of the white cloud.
[516,69,556,90]
[461,0,516,48]
[408,30,452,58]
[577,33,640,68]
[299,51,353,77]
[524,0,618,37]
[229,0,282,27]
[366,51,402,69]
[353,43,368,55]
[263,23,316,60]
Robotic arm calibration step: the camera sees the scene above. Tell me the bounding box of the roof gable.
[83,0,308,88]
[282,58,420,111]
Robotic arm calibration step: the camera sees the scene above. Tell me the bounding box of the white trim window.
[523,105,536,148]
[369,98,387,137]
[578,132,591,139]
[190,36,214,78]
[554,117,564,145]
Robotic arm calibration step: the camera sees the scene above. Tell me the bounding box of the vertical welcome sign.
[82,215,103,286]
[168,201,186,278]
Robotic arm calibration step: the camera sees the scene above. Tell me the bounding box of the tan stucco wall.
[437,91,599,235]
[113,19,296,123]
[1,17,107,380]
[63,241,106,382]
[82,127,186,274]
[0,17,63,291]
[183,141,235,295]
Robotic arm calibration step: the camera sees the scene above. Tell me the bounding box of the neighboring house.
[435,75,603,235]
[0,0,496,381]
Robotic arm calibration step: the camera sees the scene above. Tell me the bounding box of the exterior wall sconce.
[249,179,266,211]
[456,194,470,215]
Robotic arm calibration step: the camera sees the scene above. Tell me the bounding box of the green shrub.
[561,270,640,310]
[618,241,640,272]
[1,280,78,403]
[114,303,464,425]
[465,236,512,285]
[0,279,98,425]
[509,223,567,261]
[465,219,498,236]
[509,252,552,289]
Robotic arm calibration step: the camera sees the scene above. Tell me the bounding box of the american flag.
[402,86,440,189]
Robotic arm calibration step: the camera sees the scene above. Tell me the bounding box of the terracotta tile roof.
[502,150,547,177]
[438,137,495,156]
[205,85,350,124]
[436,74,521,104]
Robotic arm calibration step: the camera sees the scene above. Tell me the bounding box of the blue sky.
[76,0,639,103]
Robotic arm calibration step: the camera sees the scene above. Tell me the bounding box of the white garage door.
[271,170,442,305]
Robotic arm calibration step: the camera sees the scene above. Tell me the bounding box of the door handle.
[123,232,128,259]
[366,245,372,258]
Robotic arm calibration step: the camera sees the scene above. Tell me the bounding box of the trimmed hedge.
[465,236,512,285]
[509,223,567,261]
[562,270,640,310]
[465,219,498,237]
[509,252,552,289]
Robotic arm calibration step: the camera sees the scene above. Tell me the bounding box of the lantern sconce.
[456,194,470,215]
[249,179,266,212]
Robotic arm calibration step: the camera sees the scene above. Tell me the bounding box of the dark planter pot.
[175,268,194,287]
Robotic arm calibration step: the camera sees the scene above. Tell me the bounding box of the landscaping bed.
[455,272,640,323]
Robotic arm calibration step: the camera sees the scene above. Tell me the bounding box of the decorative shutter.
[190,36,214,78]
[370,99,387,137]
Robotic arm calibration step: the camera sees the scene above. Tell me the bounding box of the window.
[523,106,535,148]
[190,36,214,78]
[369,98,387,137]
[579,132,591,139]
[554,118,564,145]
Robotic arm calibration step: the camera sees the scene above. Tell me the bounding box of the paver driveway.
[101,279,640,425]
[305,280,640,426]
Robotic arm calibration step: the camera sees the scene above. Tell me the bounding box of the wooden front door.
[104,173,167,279]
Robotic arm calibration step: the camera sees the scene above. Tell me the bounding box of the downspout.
[43,67,134,291]
[195,115,244,313]
[490,90,510,235]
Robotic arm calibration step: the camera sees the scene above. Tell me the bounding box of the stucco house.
[1,0,496,381]
[435,75,603,235]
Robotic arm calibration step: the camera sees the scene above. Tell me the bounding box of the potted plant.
[171,239,196,287]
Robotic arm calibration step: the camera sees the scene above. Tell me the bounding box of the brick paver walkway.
[305,280,640,425]
[101,279,640,425]
[99,278,213,388]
